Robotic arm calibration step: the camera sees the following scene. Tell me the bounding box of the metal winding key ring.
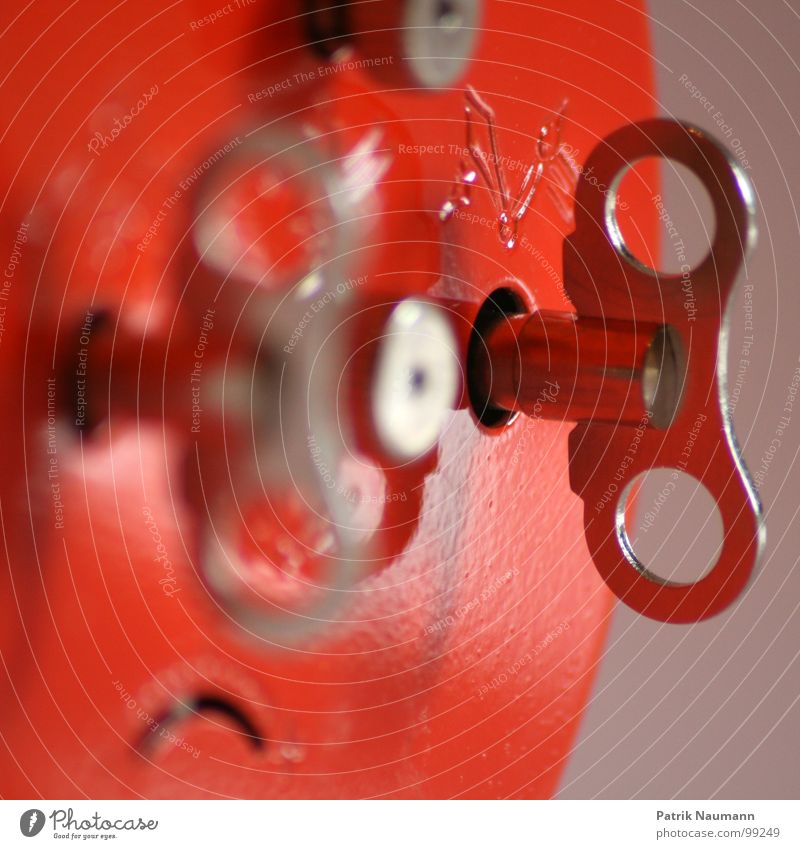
[564,119,765,622]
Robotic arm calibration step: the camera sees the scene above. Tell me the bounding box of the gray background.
[559,0,800,799]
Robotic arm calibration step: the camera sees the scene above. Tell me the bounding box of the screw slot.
[139,694,265,756]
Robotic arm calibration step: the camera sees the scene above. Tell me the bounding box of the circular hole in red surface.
[467,287,528,430]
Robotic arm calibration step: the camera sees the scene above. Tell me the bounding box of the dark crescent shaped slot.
[137,694,265,754]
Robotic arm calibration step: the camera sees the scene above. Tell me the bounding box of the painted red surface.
[0,0,656,797]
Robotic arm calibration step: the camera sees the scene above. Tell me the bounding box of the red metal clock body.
[0,0,659,798]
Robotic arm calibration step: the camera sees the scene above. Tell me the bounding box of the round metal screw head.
[371,299,460,460]
[403,0,482,88]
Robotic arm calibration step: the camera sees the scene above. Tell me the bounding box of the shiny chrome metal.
[564,119,764,622]
[347,0,482,89]
[372,298,460,460]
